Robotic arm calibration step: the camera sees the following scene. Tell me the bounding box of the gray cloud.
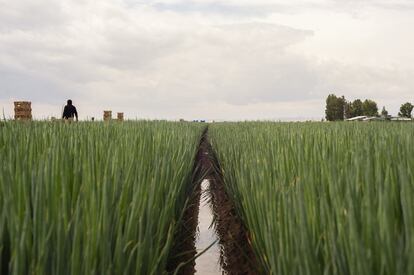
[137,0,414,17]
[0,0,68,31]
[151,2,270,16]
[0,67,71,104]
[0,0,413,120]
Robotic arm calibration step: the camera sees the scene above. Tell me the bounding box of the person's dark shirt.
[62,105,78,119]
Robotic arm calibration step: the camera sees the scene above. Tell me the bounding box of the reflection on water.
[195,180,222,275]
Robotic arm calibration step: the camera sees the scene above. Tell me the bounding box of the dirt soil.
[167,127,259,274]
[166,129,207,274]
[205,135,259,275]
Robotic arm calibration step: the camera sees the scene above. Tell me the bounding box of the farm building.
[346,116,412,122]
[346,116,367,121]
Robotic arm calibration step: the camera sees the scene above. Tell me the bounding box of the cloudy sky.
[1,0,413,120]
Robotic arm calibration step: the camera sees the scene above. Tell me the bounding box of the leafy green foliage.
[350,99,364,117]
[0,121,202,275]
[210,122,414,275]
[381,106,389,117]
[362,99,378,116]
[399,102,413,118]
[329,95,380,119]
[325,94,346,121]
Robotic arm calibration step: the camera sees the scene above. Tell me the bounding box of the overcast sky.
[1,0,413,120]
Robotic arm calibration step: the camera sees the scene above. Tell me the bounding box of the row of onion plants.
[0,121,203,275]
[209,122,414,275]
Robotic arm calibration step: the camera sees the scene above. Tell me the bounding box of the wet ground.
[167,129,257,274]
[195,180,222,275]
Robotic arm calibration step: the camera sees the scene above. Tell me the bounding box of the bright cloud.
[0,0,413,120]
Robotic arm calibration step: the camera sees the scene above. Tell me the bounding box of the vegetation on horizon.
[399,102,414,118]
[325,94,413,121]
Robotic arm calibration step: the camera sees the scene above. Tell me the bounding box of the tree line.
[325,94,413,121]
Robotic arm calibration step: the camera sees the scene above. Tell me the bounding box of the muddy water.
[195,179,222,274]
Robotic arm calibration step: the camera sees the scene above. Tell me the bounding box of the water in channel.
[195,179,222,274]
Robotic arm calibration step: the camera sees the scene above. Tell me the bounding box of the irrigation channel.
[194,179,221,274]
[167,128,258,274]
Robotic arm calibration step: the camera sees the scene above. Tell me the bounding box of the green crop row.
[209,122,414,275]
[0,121,203,275]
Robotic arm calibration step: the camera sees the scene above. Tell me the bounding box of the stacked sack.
[117,112,124,122]
[103,111,112,121]
[14,102,32,120]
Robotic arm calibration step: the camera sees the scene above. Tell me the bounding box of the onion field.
[0,121,202,275]
[209,122,414,275]
[1,121,413,275]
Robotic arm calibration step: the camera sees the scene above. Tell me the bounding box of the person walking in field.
[62,99,78,121]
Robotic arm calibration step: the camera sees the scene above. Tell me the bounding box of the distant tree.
[344,102,352,119]
[362,99,379,116]
[381,106,389,117]
[326,94,337,121]
[399,102,414,118]
[325,94,346,121]
[350,99,364,117]
[339,96,347,120]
